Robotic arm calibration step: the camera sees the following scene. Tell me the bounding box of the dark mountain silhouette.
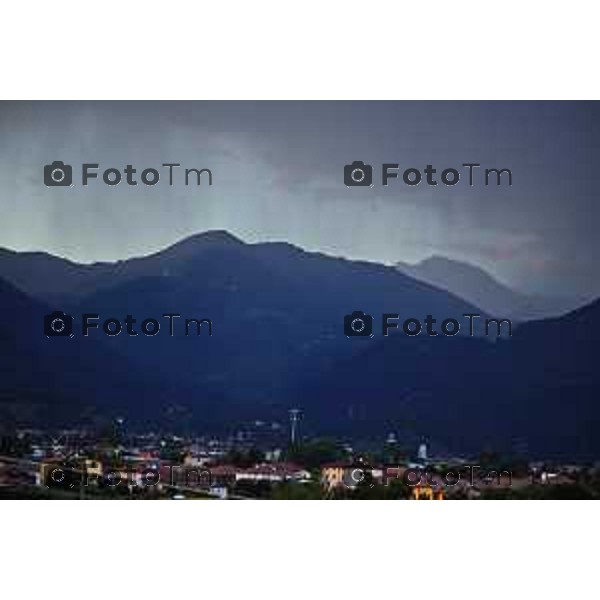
[58,232,485,407]
[0,231,598,459]
[397,255,582,321]
[0,231,484,429]
[304,299,600,459]
[0,276,226,431]
[0,231,265,304]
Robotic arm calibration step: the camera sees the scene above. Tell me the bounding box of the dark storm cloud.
[0,101,598,297]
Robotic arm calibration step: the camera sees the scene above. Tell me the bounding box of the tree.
[285,439,344,470]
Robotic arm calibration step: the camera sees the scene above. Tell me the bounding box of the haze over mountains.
[0,230,598,459]
[397,256,584,321]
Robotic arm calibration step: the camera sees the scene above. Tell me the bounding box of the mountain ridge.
[397,254,582,321]
[1,230,598,458]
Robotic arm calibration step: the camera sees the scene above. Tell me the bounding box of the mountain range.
[0,230,598,459]
[397,255,583,321]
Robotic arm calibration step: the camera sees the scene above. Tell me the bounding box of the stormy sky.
[0,101,598,298]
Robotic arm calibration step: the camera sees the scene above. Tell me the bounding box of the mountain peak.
[397,254,580,321]
[157,230,245,258]
[180,230,244,246]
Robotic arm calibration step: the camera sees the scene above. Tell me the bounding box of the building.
[411,485,445,500]
[209,464,238,487]
[321,462,390,489]
[37,458,102,488]
[321,463,347,489]
[210,483,229,499]
[235,463,310,483]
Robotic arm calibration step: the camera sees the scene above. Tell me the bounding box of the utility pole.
[289,409,301,446]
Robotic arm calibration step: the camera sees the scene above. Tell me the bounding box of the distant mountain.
[0,230,250,304]
[58,232,485,406]
[397,255,581,321]
[0,231,483,428]
[1,231,599,459]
